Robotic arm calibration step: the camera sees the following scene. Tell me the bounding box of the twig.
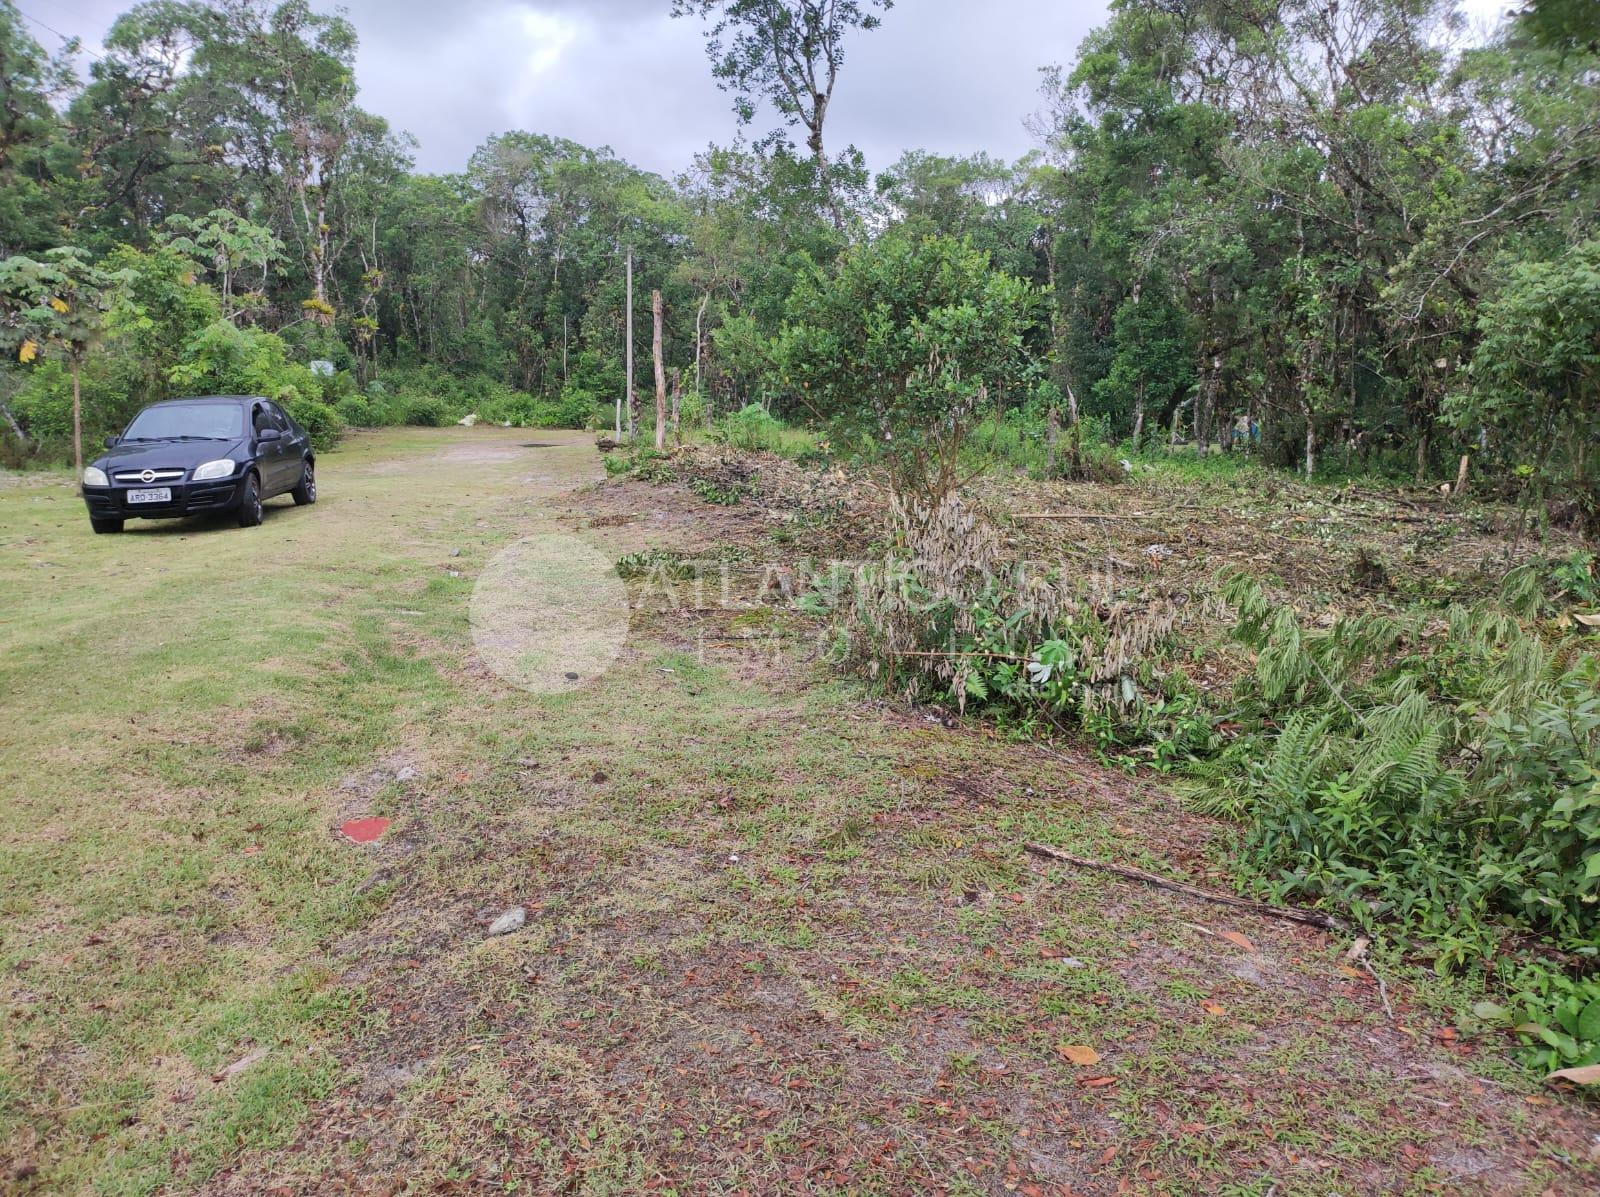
[1012,504,1214,521]
[1362,958,1395,1021]
[893,648,1031,662]
[1012,511,1161,521]
[1023,842,1342,930]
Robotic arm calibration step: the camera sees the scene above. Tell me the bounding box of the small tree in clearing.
[0,248,127,475]
[770,232,1042,500]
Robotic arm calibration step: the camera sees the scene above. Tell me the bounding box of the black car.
[81,395,317,533]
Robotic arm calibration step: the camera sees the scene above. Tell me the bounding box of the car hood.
[94,438,248,473]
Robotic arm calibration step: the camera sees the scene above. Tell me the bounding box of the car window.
[266,404,292,432]
[123,403,245,441]
[252,405,273,434]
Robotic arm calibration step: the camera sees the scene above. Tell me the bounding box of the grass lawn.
[2,427,1595,1195]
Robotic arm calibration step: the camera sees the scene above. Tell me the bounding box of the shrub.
[334,392,375,426]
[278,394,344,451]
[825,489,1207,754]
[166,320,343,449]
[402,394,448,427]
[1205,572,1600,974]
[769,232,1043,498]
[718,402,785,450]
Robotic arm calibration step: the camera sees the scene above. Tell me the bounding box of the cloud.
[52,0,1111,177]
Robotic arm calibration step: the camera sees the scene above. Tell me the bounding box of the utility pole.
[625,248,636,440]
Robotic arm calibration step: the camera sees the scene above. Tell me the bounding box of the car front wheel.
[238,472,263,527]
[90,517,124,535]
[291,459,317,506]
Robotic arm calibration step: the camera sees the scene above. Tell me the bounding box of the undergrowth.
[815,482,1600,1078]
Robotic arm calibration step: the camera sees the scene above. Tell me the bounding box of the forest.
[0,0,1595,520]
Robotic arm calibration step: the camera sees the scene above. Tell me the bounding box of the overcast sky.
[32,0,1515,179]
[30,0,1106,177]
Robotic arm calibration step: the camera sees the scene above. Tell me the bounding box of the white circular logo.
[140,469,155,483]
[469,534,630,694]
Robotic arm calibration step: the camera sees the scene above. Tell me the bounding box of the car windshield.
[122,403,244,442]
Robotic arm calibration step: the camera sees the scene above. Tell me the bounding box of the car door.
[267,403,308,488]
[250,402,291,494]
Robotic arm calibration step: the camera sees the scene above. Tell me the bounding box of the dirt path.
[3,429,1596,1196]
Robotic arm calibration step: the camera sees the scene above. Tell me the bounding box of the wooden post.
[670,367,682,442]
[624,248,635,440]
[652,289,667,452]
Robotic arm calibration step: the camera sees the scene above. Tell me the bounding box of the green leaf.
[1577,999,1600,1045]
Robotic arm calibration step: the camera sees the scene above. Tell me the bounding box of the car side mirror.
[256,428,282,442]
[104,435,119,448]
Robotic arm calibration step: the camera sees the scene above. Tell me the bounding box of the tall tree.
[0,0,76,254]
[671,0,892,227]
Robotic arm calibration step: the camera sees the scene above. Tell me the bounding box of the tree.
[770,233,1043,497]
[1452,239,1600,530]
[671,0,892,228]
[652,288,667,450]
[158,209,285,316]
[0,247,127,473]
[0,0,76,254]
[1092,289,1195,450]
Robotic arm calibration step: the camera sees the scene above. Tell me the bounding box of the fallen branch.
[1023,842,1342,930]
[1012,511,1161,521]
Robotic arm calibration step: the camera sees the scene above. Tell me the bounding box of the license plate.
[127,487,172,504]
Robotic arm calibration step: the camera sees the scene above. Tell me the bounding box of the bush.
[402,394,448,427]
[823,489,1207,754]
[166,320,343,449]
[769,232,1043,497]
[719,402,784,450]
[334,392,375,426]
[8,360,77,449]
[279,394,344,451]
[1203,572,1600,985]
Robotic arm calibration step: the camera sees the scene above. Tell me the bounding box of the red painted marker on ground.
[340,817,390,844]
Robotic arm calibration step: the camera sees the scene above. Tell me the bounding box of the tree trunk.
[68,355,83,476]
[1131,382,1146,451]
[70,356,83,477]
[0,398,27,447]
[1414,426,1430,485]
[1302,401,1317,480]
[1063,378,1083,477]
[652,289,666,452]
[1195,356,1220,454]
[808,120,843,231]
[695,291,709,403]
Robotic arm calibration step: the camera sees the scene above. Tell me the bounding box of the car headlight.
[83,466,108,487]
[191,459,236,481]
